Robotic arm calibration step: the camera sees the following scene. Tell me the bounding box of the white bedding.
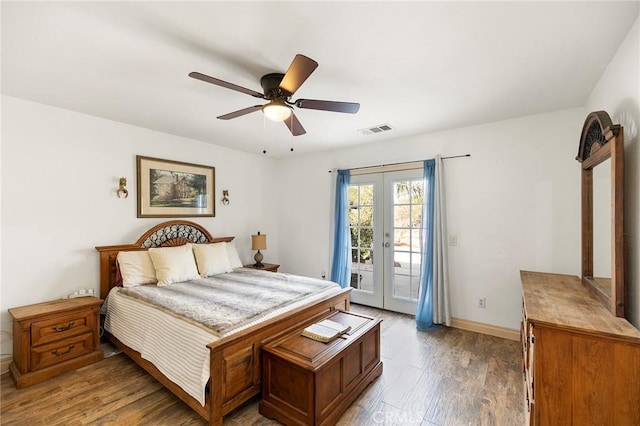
[104,270,342,405]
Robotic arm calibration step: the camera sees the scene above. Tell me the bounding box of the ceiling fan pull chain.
[290,115,294,152]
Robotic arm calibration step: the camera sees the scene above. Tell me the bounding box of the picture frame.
[136,155,215,218]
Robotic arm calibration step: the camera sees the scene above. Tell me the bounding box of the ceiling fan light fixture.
[262,101,292,122]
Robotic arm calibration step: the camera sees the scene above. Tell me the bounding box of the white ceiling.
[2,1,639,157]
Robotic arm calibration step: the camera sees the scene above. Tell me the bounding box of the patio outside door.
[348,169,424,315]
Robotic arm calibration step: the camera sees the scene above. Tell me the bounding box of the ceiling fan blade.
[279,54,318,96]
[189,72,265,99]
[283,112,306,136]
[217,105,263,120]
[295,99,360,114]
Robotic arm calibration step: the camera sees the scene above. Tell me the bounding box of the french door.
[348,169,424,315]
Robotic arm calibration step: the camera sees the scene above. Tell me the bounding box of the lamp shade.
[251,233,267,250]
[262,102,292,122]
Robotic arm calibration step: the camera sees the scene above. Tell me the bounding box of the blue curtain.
[330,169,351,288]
[416,159,439,331]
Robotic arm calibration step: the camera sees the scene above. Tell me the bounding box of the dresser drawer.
[30,333,93,371]
[31,309,94,347]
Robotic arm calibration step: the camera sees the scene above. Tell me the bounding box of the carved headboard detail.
[95,220,234,299]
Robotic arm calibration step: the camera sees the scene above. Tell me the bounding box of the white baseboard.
[451,317,520,341]
[1,355,12,376]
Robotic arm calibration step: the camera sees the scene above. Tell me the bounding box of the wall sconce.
[117,177,128,198]
[222,190,230,205]
[251,232,267,267]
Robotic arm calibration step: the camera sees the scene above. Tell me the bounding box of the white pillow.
[225,240,243,269]
[117,251,157,287]
[192,242,233,277]
[148,244,200,286]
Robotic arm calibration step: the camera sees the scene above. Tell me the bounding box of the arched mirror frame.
[576,111,624,317]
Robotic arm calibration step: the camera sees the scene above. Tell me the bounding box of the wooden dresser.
[9,297,104,389]
[260,310,382,425]
[520,271,640,425]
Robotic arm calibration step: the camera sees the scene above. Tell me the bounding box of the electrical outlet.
[68,288,94,298]
[478,297,486,308]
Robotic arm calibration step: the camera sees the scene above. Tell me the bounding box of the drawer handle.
[51,344,75,356]
[51,321,75,332]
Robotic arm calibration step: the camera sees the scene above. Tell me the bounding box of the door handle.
[383,242,391,248]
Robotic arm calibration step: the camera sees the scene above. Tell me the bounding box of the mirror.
[577,111,624,317]
[592,157,611,294]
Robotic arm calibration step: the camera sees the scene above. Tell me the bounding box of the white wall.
[277,108,584,330]
[585,17,640,328]
[0,95,279,358]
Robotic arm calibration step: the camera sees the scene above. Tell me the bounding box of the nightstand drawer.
[31,309,94,347]
[31,333,93,371]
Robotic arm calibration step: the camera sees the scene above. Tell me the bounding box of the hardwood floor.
[1,305,523,425]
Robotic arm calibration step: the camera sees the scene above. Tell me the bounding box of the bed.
[95,220,351,425]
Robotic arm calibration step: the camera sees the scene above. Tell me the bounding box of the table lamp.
[251,232,267,267]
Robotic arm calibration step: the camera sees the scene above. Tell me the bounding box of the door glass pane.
[349,183,375,294]
[392,249,407,299]
[391,178,425,302]
[411,229,422,252]
[411,181,424,202]
[394,182,411,203]
[348,186,358,204]
[394,205,410,227]
[411,252,422,276]
[360,185,374,205]
[411,204,423,227]
[395,228,410,247]
[350,228,358,248]
[360,228,373,248]
[362,247,374,293]
[410,276,421,300]
[359,207,373,226]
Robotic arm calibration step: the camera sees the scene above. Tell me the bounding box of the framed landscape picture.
[136,155,215,218]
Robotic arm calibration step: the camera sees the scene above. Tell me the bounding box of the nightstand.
[243,263,280,272]
[9,297,104,389]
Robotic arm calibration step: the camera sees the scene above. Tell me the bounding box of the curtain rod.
[328,154,470,173]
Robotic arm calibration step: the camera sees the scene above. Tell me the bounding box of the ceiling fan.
[189,54,360,136]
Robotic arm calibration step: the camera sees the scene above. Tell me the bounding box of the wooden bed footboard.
[207,289,350,425]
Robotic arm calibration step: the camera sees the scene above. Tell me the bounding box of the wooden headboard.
[95,220,234,299]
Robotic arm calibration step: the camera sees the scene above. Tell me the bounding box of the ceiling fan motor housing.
[260,73,286,99]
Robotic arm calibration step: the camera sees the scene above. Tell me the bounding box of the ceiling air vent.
[359,124,393,135]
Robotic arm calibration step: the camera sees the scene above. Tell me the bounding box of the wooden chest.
[260,310,382,426]
[9,297,104,389]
